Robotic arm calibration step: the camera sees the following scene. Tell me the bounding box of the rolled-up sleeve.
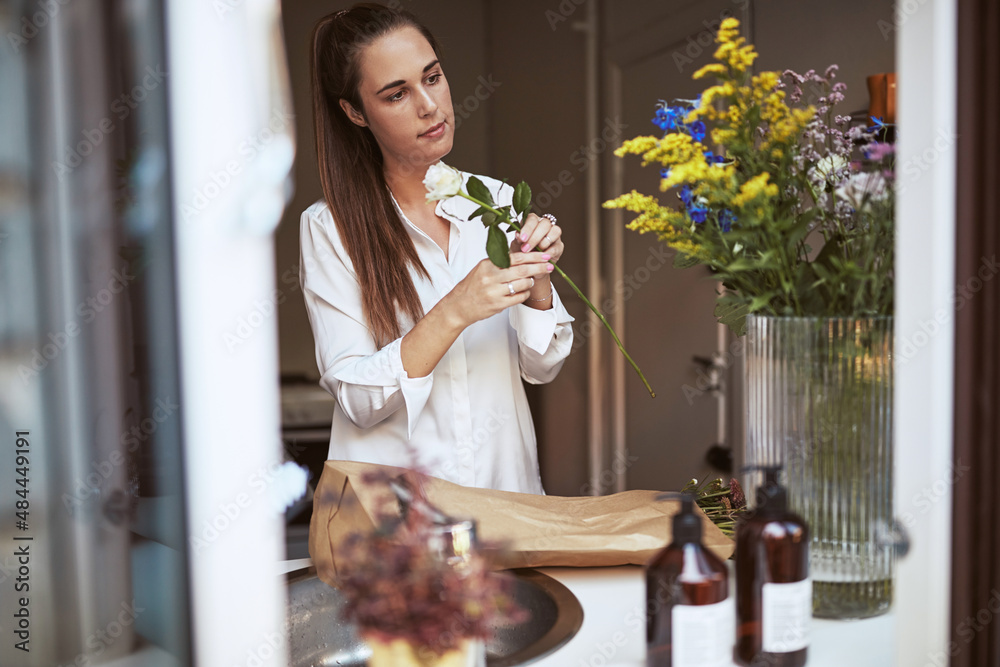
[508,284,575,384]
[300,208,433,437]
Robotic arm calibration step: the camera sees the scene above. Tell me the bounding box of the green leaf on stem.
[513,181,532,215]
[467,176,495,207]
[480,210,497,226]
[715,297,749,336]
[486,225,510,268]
[467,205,492,221]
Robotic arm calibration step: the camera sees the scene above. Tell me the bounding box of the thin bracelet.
[528,288,553,302]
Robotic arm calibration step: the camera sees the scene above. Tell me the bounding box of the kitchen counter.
[278,558,894,666]
[527,566,894,667]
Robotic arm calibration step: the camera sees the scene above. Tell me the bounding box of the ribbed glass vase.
[743,314,894,619]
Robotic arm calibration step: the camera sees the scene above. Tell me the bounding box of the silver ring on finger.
[507,282,515,296]
[544,235,552,245]
[529,277,535,288]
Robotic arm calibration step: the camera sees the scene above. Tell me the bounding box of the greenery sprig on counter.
[682,476,747,538]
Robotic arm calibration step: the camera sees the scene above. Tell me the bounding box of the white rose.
[423,161,463,201]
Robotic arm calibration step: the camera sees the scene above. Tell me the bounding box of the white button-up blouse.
[298,165,575,494]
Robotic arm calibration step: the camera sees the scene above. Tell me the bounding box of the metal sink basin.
[285,566,583,667]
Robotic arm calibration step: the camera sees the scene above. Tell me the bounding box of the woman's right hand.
[445,252,554,327]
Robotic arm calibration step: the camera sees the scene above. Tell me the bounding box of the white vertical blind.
[165,0,294,665]
[894,0,957,663]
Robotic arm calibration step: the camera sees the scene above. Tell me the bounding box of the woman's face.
[343,26,455,175]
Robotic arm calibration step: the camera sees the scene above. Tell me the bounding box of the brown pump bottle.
[735,467,810,667]
[646,493,732,667]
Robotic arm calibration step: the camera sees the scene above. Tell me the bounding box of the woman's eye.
[427,73,441,84]
[388,91,404,102]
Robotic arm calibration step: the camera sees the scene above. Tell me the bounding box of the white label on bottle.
[762,579,811,653]
[671,597,734,667]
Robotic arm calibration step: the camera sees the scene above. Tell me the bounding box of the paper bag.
[308,460,735,588]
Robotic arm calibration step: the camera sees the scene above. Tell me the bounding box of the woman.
[300,3,574,494]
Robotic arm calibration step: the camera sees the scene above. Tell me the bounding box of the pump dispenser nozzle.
[757,466,788,512]
[672,492,702,545]
[742,465,789,512]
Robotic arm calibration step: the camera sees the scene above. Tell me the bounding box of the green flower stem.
[457,191,656,398]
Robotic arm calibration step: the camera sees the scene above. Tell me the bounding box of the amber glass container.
[735,469,810,667]
[646,495,731,667]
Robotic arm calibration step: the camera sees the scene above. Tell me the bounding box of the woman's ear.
[339,99,367,127]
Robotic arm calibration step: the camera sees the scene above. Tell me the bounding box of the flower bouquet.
[603,17,894,335]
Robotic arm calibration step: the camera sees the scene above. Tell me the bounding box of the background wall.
[275,0,894,496]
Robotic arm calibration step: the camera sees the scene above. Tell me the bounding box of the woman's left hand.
[511,212,563,306]
[513,212,563,263]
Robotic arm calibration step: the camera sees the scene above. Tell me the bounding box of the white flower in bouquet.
[422,161,463,200]
[835,171,889,212]
[810,154,850,184]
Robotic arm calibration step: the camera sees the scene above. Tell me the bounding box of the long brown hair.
[309,3,441,349]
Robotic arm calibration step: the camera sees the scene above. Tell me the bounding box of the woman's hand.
[512,212,563,307]
[444,252,554,327]
[514,212,563,263]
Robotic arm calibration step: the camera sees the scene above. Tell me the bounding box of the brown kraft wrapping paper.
[308,460,735,588]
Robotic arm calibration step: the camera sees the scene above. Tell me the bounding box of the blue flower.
[678,184,694,207]
[868,115,887,132]
[703,151,727,164]
[652,104,688,132]
[718,209,737,232]
[688,120,707,142]
[660,167,671,180]
[689,203,709,224]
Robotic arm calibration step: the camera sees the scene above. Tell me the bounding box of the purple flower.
[865,142,896,161]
